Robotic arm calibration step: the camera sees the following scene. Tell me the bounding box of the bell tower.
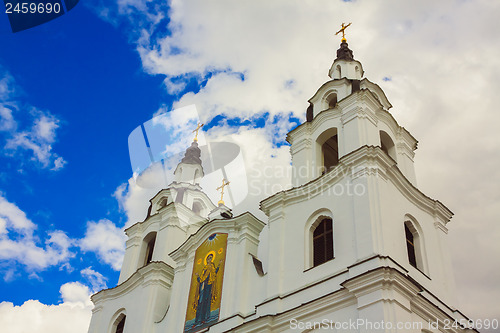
[260,27,473,332]
[290,37,417,187]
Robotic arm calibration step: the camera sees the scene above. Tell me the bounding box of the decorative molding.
[91,261,174,304]
[169,212,266,265]
[260,146,453,225]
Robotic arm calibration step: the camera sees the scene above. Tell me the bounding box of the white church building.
[87,36,478,333]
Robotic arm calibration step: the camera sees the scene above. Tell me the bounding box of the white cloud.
[0,192,36,233]
[4,111,66,169]
[0,194,74,276]
[79,219,126,271]
[81,267,108,293]
[0,279,93,333]
[0,69,66,171]
[0,106,16,131]
[51,156,67,171]
[32,114,59,143]
[0,300,92,333]
[0,70,16,100]
[60,282,92,306]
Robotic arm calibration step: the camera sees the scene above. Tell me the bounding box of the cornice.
[169,212,266,263]
[260,146,453,224]
[125,202,206,236]
[91,261,174,304]
[308,78,351,104]
[341,266,421,302]
[359,78,392,110]
[148,188,172,204]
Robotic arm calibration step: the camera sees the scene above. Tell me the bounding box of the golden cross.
[335,22,352,42]
[192,122,204,142]
[216,179,230,205]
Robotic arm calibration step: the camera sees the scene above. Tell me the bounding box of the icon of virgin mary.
[192,251,222,325]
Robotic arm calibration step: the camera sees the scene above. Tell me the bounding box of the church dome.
[181,141,202,165]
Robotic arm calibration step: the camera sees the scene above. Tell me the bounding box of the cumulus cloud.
[0,279,93,333]
[0,299,92,333]
[0,194,74,277]
[81,267,108,293]
[0,68,66,171]
[79,219,127,271]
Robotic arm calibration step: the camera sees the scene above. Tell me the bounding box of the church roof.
[180,141,202,165]
[336,41,354,61]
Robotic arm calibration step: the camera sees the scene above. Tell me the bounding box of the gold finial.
[216,179,230,205]
[335,22,352,43]
[192,122,204,142]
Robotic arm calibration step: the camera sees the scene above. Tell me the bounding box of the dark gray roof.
[336,41,354,61]
[181,141,202,165]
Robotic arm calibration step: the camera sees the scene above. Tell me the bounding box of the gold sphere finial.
[335,22,352,43]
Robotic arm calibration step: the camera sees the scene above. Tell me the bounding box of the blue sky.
[0,2,171,305]
[0,0,298,309]
[0,1,499,332]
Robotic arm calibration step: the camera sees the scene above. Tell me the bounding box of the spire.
[328,23,363,80]
[334,23,354,61]
[173,122,205,184]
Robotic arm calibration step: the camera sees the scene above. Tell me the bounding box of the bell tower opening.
[322,136,338,172]
[317,128,339,174]
[326,93,337,109]
[380,130,397,161]
[141,232,157,267]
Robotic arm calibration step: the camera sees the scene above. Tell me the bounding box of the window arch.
[140,232,157,267]
[403,216,427,273]
[109,309,126,333]
[316,128,339,175]
[380,130,397,161]
[193,169,199,183]
[326,92,337,109]
[192,200,203,215]
[115,315,126,333]
[405,223,417,268]
[313,218,334,266]
[158,197,168,211]
[305,210,334,269]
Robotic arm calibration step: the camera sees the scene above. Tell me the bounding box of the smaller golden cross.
[335,22,352,43]
[216,179,230,205]
[192,122,204,142]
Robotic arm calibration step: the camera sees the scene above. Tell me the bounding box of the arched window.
[321,135,338,172]
[380,130,397,161]
[192,201,203,215]
[110,311,126,333]
[115,315,126,333]
[313,218,334,267]
[326,93,337,109]
[141,232,157,267]
[336,65,341,79]
[193,169,200,184]
[158,197,168,210]
[405,223,417,268]
[317,128,339,175]
[403,219,426,272]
